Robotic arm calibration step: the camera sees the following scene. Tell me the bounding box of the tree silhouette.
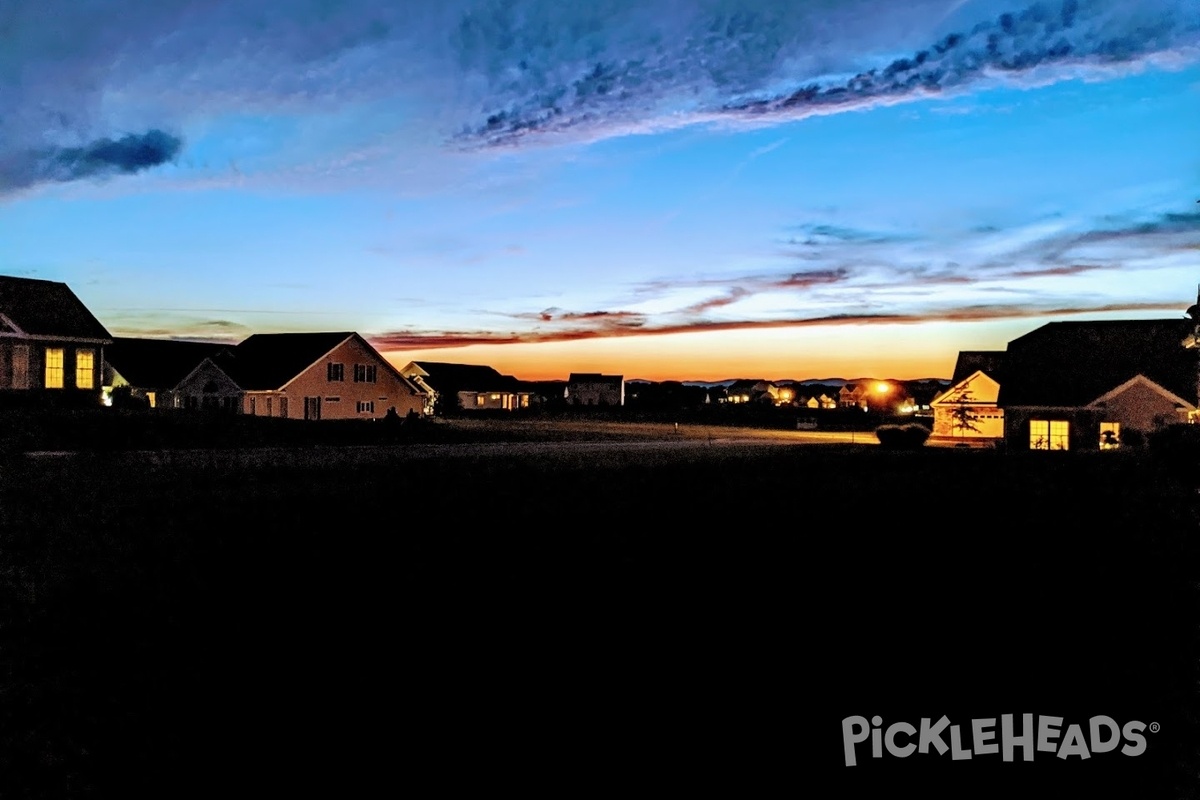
[946,388,983,438]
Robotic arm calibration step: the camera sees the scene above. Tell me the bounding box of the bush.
[1120,427,1145,448]
[875,423,931,449]
[1147,424,1200,472]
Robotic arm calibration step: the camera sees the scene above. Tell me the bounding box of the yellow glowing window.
[1030,420,1048,450]
[1049,420,1069,450]
[475,395,485,406]
[1100,422,1120,449]
[75,349,95,389]
[490,393,500,400]
[1031,419,1069,450]
[44,348,64,389]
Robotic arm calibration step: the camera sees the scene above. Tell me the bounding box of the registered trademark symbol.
[1149,722,1161,733]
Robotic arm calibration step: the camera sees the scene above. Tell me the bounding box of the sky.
[1,0,1198,381]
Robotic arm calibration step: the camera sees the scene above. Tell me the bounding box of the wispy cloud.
[462,0,1200,145]
[3,0,1195,193]
[370,299,1187,350]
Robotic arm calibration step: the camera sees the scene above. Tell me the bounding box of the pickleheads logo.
[842,715,1156,767]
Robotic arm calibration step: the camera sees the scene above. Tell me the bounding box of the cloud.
[370,298,1188,350]
[460,0,1200,145]
[4,0,1195,193]
[0,129,183,193]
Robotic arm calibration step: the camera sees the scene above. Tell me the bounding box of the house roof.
[107,337,231,391]
[209,332,355,390]
[951,351,1006,384]
[408,361,523,393]
[0,275,112,341]
[997,319,1198,407]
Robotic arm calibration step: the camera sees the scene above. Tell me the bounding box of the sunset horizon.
[3,0,1197,385]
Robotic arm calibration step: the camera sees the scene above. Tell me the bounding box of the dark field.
[1,440,1197,798]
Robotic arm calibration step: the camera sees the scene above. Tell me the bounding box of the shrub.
[875,423,931,449]
[1147,424,1200,471]
[1120,427,1145,448]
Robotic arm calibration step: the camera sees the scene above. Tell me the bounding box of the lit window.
[327,363,344,382]
[1050,420,1069,450]
[75,349,94,389]
[490,393,500,400]
[476,395,485,407]
[1030,420,1048,450]
[1099,422,1120,449]
[44,348,64,389]
[1030,419,1069,450]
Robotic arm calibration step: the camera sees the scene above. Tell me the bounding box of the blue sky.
[1,0,1197,380]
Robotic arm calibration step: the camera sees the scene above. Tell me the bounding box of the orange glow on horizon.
[381,318,1045,382]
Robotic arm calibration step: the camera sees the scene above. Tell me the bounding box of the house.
[0,275,112,407]
[997,318,1198,451]
[722,379,782,405]
[172,332,428,419]
[566,373,625,406]
[931,370,1004,442]
[102,337,229,408]
[839,380,909,413]
[398,361,534,414]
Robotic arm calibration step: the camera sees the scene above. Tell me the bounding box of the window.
[1100,422,1120,449]
[357,400,374,413]
[324,396,341,403]
[44,348,64,389]
[75,349,94,389]
[249,397,257,415]
[475,395,485,407]
[1030,419,1069,451]
[354,364,377,383]
[327,363,344,382]
[266,397,273,416]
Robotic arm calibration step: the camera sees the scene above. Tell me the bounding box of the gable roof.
[211,332,355,390]
[1086,374,1196,410]
[951,351,1006,384]
[0,275,112,341]
[406,361,522,393]
[106,337,230,391]
[931,370,1001,407]
[997,319,1198,407]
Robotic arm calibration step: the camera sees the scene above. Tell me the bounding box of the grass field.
[1,429,1197,797]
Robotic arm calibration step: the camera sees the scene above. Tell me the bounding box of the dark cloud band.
[1,129,183,193]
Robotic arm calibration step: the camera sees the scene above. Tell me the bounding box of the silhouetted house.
[722,379,781,405]
[950,351,1006,384]
[102,337,229,408]
[840,380,908,412]
[566,373,624,406]
[838,383,862,409]
[172,332,428,419]
[0,276,112,407]
[998,318,1198,451]
[398,361,533,413]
